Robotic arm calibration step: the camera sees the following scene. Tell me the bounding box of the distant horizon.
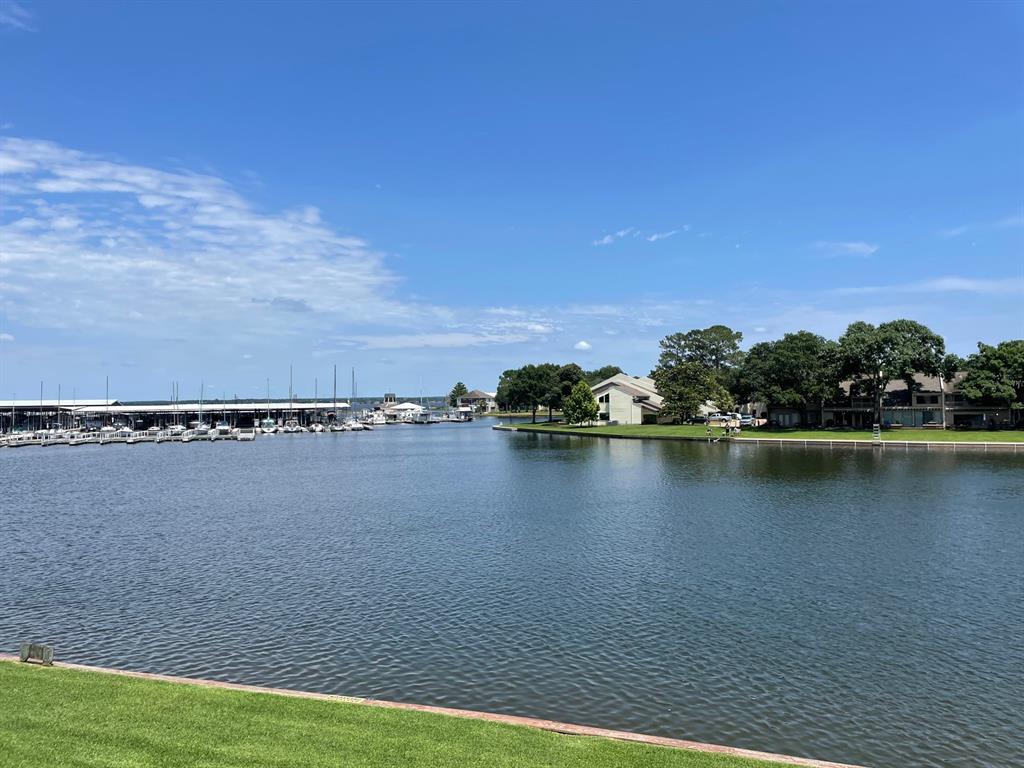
[1,1,1021,398]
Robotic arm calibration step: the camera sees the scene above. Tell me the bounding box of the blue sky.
[1,1,1022,400]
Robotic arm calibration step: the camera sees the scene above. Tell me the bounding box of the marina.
[2,421,1020,768]
[0,394,474,448]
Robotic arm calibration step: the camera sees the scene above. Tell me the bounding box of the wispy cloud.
[993,211,1024,229]
[592,227,633,246]
[833,276,1024,297]
[646,230,677,242]
[0,0,32,30]
[0,137,417,341]
[342,332,532,350]
[811,240,879,258]
[938,225,968,239]
[0,332,14,342]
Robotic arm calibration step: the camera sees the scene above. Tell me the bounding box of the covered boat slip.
[0,399,352,432]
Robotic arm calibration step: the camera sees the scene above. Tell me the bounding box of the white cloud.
[344,332,531,350]
[573,340,592,351]
[811,240,879,257]
[833,276,1024,297]
[993,212,1024,229]
[0,0,32,30]
[0,332,14,342]
[593,227,634,246]
[938,225,968,239]
[0,137,420,341]
[646,230,677,242]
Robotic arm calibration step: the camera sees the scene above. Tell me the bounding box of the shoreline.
[0,655,861,768]
[493,424,1024,451]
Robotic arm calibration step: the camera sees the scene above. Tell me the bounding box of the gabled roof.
[462,389,494,399]
[0,399,118,408]
[591,374,664,409]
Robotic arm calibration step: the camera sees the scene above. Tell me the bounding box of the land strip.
[0,656,860,768]
[495,422,1024,449]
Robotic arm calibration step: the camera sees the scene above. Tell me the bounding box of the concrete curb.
[495,424,1024,451]
[0,655,863,768]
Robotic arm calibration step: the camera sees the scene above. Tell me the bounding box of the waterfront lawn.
[504,422,1024,443]
[507,422,713,439]
[739,428,1024,443]
[0,662,800,768]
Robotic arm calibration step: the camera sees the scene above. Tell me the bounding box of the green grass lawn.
[737,428,1024,442]
[501,423,1024,443]
[504,423,713,439]
[0,662,799,768]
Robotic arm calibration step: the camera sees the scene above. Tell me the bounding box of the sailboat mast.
[289,365,293,420]
[333,365,337,419]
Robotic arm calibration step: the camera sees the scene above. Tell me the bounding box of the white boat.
[259,417,278,434]
[209,420,233,439]
[329,421,350,432]
[309,422,326,433]
[365,412,387,426]
[235,427,257,441]
[281,419,307,433]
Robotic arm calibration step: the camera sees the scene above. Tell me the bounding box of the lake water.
[1,421,1021,767]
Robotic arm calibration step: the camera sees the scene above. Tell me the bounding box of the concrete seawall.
[1,654,863,768]
[494,424,1024,452]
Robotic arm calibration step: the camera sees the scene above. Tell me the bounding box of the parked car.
[739,414,754,427]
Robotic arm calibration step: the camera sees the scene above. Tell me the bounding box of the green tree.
[838,320,945,426]
[583,365,624,386]
[496,364,559,422]
[652,326,740,421]
[960,340,1024,424]
[543,363,585,420]
[447,381,468,408]
[651,359,731,422]
[735,331,841,425]
[656,325,743,387]
[562,380,600,425]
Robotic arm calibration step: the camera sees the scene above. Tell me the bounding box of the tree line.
[651,322,1023,427]
[492,364,622,422]
[485,323,1023,428]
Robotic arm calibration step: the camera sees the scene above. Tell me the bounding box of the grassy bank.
[505,423,712,439]
[500,423,1024,443]
[738,428,1024,442]
[0,661,802,768]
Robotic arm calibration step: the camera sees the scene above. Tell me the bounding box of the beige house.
[590,374,664,424]
[459,389,498,413]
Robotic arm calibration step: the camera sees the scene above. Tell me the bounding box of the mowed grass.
[501,422,1024,443]
[738,428,1024,442]
[0,662,799,768]
[503,423,713,439]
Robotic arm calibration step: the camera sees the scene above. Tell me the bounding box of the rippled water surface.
[2,422,1022,767]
